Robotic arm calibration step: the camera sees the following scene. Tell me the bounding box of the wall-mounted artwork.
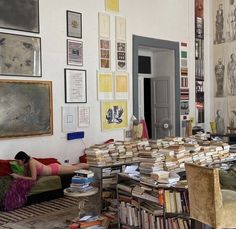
[0,0,39,33]
[99,39,110,69]
[116,41,126,71]
[67,10,82,39]
[0,32,41,77]
[105,0,119,12]
[115,16,126,41]
[98,12,110,38]
[0,80,53,138]
[65,69,87,103]
[101,100,127,131]
[114,72,128,99]
[97,71,113,100]
[67,39,83,66]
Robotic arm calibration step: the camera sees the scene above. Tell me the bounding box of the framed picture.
[67,10,82,39]
[78,106,90,127]
[114,72,128,99]
[105,0,119,12]
[101,100,128,131]
[65,69,87,103]
[0,0,39,33]
[0,80,53,138]
[115,16,126,41]
[97,71,113,100]
[98,12,110,38]
[99,39,110,69]
[116,41,127,71]
[0,32,42,77]
[67,39,83,66]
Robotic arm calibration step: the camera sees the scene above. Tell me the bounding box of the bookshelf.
[89,162,139,225]
[195,0,205,125]
[117,173,191,229]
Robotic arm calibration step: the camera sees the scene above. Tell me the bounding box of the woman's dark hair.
[14,151,30,164]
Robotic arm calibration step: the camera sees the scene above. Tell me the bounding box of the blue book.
[71,177,94,184]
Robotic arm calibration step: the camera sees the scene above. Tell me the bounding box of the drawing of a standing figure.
[215,109,225,134]
[215,3,225,44]
[227,53,236,95]
[228,0,236,41]
[215,58,225,97]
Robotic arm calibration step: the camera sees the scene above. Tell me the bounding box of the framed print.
[98,12,110,38]
[99,39,110,69]
[101,100,128,131]
[115,16,126,41]
[78,106,90,127]
[0,80,53,138]
[67,39,83,66]
[62,106,77,132]
[116,41,127,70]
[67,10,82,39]
[65,69,87,103]
[114,72,128,99]
[105,0,119,12]
[97,71,113,100]
[0,32,41,77]
[0,0,39,33]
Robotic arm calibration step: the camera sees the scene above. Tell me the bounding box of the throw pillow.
[9,161,25,175]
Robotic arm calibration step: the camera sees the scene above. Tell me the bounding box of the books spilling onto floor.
[69,211,110,229]
[68,170,95,193]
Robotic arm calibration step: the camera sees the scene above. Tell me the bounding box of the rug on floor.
[0,196,78,226]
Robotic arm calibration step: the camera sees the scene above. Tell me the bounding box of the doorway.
[133,35,180,139]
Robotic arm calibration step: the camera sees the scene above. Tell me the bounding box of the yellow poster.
[101,100,128,130]
[115,73,128,99]
[99,73,113,92]
[105,0,119,12]
[115,74,128,92]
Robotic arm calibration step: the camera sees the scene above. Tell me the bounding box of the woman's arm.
[10,159,37,181]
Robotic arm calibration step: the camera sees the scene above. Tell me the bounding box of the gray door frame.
[133,35,180,137]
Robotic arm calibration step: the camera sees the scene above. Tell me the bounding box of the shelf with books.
[117,173,192,229]
[89,162,139,226]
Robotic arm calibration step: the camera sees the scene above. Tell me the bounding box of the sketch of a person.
[106,108,113,123]
[215,58,225,97]
[228,0,236,41]
[215,109,225,134]
[215,3,225,44]
[227,53,236,95]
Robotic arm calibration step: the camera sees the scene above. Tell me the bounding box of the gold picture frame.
[0,80,53,138]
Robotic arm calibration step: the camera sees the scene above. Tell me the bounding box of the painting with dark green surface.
[0,80,53,138]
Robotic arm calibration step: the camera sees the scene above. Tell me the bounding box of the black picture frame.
[67,39,83,66]
[67,10,82,39]
[0,0,39,33]
[64,69,87,103]
[0,32,42,77]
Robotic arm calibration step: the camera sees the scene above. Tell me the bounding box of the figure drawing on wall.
[215,3,225,44]
[227,0,236,41]
[106,106,124,124]
[215,58,225,97]
[215,109,225,134]
[227,53,236,95]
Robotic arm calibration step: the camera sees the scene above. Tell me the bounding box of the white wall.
[0,0,195,163]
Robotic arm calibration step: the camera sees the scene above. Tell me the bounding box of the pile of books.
[69,170,95,193]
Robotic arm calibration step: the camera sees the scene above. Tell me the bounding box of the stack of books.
[69,170,95,193]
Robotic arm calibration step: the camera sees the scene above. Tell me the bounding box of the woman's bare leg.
[58,163,89,174]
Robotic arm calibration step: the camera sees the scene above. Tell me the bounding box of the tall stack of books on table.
[69,169,95,193]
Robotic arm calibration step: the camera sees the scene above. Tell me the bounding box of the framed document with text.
[65,69,87,103]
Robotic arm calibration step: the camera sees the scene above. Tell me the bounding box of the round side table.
[64,187,98,219]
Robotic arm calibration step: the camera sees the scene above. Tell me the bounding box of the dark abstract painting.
[0,0,39,33]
